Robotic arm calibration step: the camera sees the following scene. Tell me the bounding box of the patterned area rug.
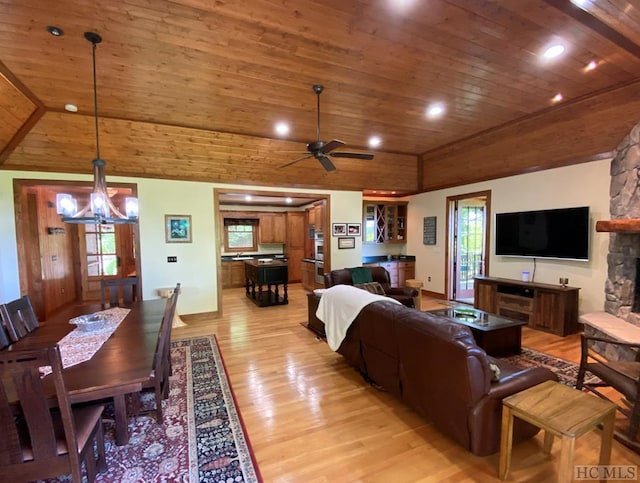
[499,346,599,386]
[41,335,261,482]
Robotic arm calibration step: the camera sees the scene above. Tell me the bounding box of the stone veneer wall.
[604,121,640,327]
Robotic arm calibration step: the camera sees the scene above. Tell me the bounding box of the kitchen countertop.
[221,253,286,262]
[362,255,416,263]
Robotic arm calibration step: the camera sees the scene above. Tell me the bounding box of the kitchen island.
[245,259,288,307]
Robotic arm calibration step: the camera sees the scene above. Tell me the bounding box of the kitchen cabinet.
[398,261,415,287]
[307,202,325,233]
[301,260,316,291]
[259,213,286,243]
[286,212,305,249]
[313,203,324,233]
[474,276,580,336]
[221,261,247,289]
[363,201,407,244]
[364,260,415,288]
[286,212,305,282]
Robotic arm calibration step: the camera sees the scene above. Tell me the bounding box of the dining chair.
[0,295,39,343]
[0,345,107,482]
[0,322,10,350]
[576,333,640,445]
[133,283,180,423]
[100,276,138,308]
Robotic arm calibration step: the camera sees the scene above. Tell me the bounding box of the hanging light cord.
[91,39,100,160]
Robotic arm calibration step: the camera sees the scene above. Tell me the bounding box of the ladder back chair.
[100,276,138,308]
[134,283,180,423]
[0,322,10,350]
[0,295,39,343]
[576,333,640,446]
[0,345,107,482]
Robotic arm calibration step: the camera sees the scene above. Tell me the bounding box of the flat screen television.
[495,206,589,261]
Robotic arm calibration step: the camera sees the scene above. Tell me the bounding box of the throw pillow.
[488,362,501,381]
[354,282,386,295]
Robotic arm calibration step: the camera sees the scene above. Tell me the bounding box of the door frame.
[445,190,491,302]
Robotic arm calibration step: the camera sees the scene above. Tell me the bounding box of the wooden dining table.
[7,298,166,445]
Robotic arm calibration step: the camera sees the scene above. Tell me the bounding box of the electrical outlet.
[167,256,177,263]
[428,276,431,282]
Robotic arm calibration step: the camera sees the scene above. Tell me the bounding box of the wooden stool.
[499,380,616,482]
[157,287,187,328]
[405,279,424,310]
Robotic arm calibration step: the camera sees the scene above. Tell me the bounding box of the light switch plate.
[167,256,177,263]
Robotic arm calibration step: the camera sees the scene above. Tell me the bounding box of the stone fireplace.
[601,122,640,325]
[586,121,640,360]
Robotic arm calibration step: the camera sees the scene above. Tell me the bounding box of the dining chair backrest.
[148,283,180,423]
[100,277,138,308]
[0,345,106,482]
[0,322,10,350]
[0,295,39,343]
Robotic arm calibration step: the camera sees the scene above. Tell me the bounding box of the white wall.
[0,171,363,314]
[407,159,611,314]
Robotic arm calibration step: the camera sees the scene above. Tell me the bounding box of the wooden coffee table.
[499,380,616,482]
[428,306,526,356]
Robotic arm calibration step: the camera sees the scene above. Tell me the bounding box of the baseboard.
[421,289,446,300]
[181,311,220,322]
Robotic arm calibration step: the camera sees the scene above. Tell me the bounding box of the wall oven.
[314,232,324,261]
[314,260,325,284]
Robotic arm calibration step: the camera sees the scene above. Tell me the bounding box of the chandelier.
[56,32,138,224]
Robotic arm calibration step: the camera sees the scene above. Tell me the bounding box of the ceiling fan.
[280,84,374,172]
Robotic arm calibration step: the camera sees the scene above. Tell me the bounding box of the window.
[85,224,118,276]
[224,219,258,252]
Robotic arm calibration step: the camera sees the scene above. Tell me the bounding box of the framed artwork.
[347,223,361,236]
[338,237,355,249]
[165,214,192,243]
[332,223,347,236]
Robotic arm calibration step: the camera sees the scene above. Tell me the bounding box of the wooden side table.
[306,292,325,337]
[405,278,423,310]
[499,380,616,482]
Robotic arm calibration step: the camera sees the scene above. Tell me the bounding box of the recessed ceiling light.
[368,136,382,148]
[285,197,293,203]
[244,195,252,202]
[275,122,289,136]
[584,60,598,72]
[46,26,64,37]
[551,93,563,103]
[426,103,445,118]
[64,103,78,112]
[543,44,565,59]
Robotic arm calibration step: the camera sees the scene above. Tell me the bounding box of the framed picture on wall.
[165,214,192,243]
[332,223,347,236]
[347,223,361,236]
[338,237,355,249]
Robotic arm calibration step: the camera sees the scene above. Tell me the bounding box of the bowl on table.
[69,313,110,332]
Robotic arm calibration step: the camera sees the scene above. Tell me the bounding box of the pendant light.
[56,32,138,224]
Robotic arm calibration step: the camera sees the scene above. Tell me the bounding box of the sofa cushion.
[354,282,386,295]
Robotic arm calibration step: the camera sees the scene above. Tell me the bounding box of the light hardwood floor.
[174,284,640,482]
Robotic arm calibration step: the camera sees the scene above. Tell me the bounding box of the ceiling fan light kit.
[280,84,374,172]
[56,32,139,225]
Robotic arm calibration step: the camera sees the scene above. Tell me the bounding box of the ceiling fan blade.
[318,155,336,172]
[330,152,375,160]
[279,154,313,169]
[320,139,345,154]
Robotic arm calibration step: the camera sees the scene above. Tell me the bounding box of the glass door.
[447,192,490,305]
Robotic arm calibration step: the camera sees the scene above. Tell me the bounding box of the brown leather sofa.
[335,300,558,456]
[324,267,418,307]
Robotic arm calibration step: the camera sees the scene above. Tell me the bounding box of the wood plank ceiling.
[0,0,639,195]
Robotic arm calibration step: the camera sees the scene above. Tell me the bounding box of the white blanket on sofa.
[316,284,400,351]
